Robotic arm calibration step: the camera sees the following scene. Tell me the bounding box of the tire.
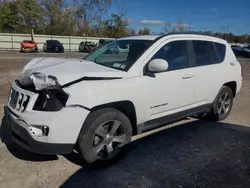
[207,86,234,121]
[77,108,132,167]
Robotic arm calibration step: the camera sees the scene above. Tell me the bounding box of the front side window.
[84,40,153,71]
[151,40,189,71]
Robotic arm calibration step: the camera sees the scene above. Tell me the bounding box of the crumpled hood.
[19,57,126,86]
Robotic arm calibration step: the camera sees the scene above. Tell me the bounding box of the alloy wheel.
[92,120,126,160]
[218,91,232,116]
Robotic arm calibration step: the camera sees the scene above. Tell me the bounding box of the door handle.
[182,74,193,79]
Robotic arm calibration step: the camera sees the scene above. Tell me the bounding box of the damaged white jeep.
[5,33,242,166]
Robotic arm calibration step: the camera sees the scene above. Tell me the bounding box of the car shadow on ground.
[60,120,250,188]
[0,115,58,161]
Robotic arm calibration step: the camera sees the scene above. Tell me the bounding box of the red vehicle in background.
[20,40,38,52]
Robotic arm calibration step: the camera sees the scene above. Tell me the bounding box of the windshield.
[84,40,153,71]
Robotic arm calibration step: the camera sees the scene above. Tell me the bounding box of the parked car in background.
[20,40,38,53]
[79,41,98,53]
[5,33,242,167]
[98,39,106,46]
[231,45,244,57]
[231,45,250,58]
[98,39,114,47]
[43,40,64,53]
[244,45,250,52]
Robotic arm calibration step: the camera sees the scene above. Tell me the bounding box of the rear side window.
[214,43,226,62]
[193,41,211,66]
[193,40,224,66]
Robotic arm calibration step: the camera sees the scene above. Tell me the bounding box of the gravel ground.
[0,52,250,188]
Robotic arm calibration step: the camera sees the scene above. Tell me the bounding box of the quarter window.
[193,40,225,66]
[215,43,226,62]
[152,40,189,71]
[208,42,219,64]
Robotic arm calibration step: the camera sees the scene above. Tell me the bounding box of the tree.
[102,13,129,38]
[203,31,213,36]
[60,6,77,36]
[16,0,45,34]
[0,1,19,33]
[164,20,188,33]
[138,27,151,35]
[73,0,111,35]
[247,35,250,43]
[163,22,171,34]
[172,20,187,33]
[41,0,65,35]
[129,29,137,36]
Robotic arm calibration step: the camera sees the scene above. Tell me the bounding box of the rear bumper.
[4,106,74,155]
[46,47,63,52]
[21,47,37,52]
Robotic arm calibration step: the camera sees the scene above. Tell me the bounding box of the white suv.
[5,33,242,166]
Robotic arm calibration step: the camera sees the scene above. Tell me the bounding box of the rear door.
[191,40,226,105]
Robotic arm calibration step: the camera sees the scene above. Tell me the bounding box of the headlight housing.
[33,89,68,111]
[29,72,60,90]
[29,72,69,111]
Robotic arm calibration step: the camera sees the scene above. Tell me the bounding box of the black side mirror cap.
[143,71,155,78]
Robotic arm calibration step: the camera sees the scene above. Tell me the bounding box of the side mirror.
[148,59,169,73]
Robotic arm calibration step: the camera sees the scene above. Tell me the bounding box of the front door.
[144,40,195,121]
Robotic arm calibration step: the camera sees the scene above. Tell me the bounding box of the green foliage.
[129,29,137,35]
[41,0,76,35]
[17,0,45,33]
[73,0,111,35]
[0,1,19,32]
[102,13,129,38]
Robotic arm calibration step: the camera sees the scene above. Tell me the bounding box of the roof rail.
[154,31,216,41]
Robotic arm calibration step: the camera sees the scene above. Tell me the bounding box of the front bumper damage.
[4,103,90,155]
[4,106,74,154]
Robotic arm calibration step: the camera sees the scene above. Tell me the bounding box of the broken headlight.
[33,89,68,111]
[29,72,60,90]
[27,72,69,111]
